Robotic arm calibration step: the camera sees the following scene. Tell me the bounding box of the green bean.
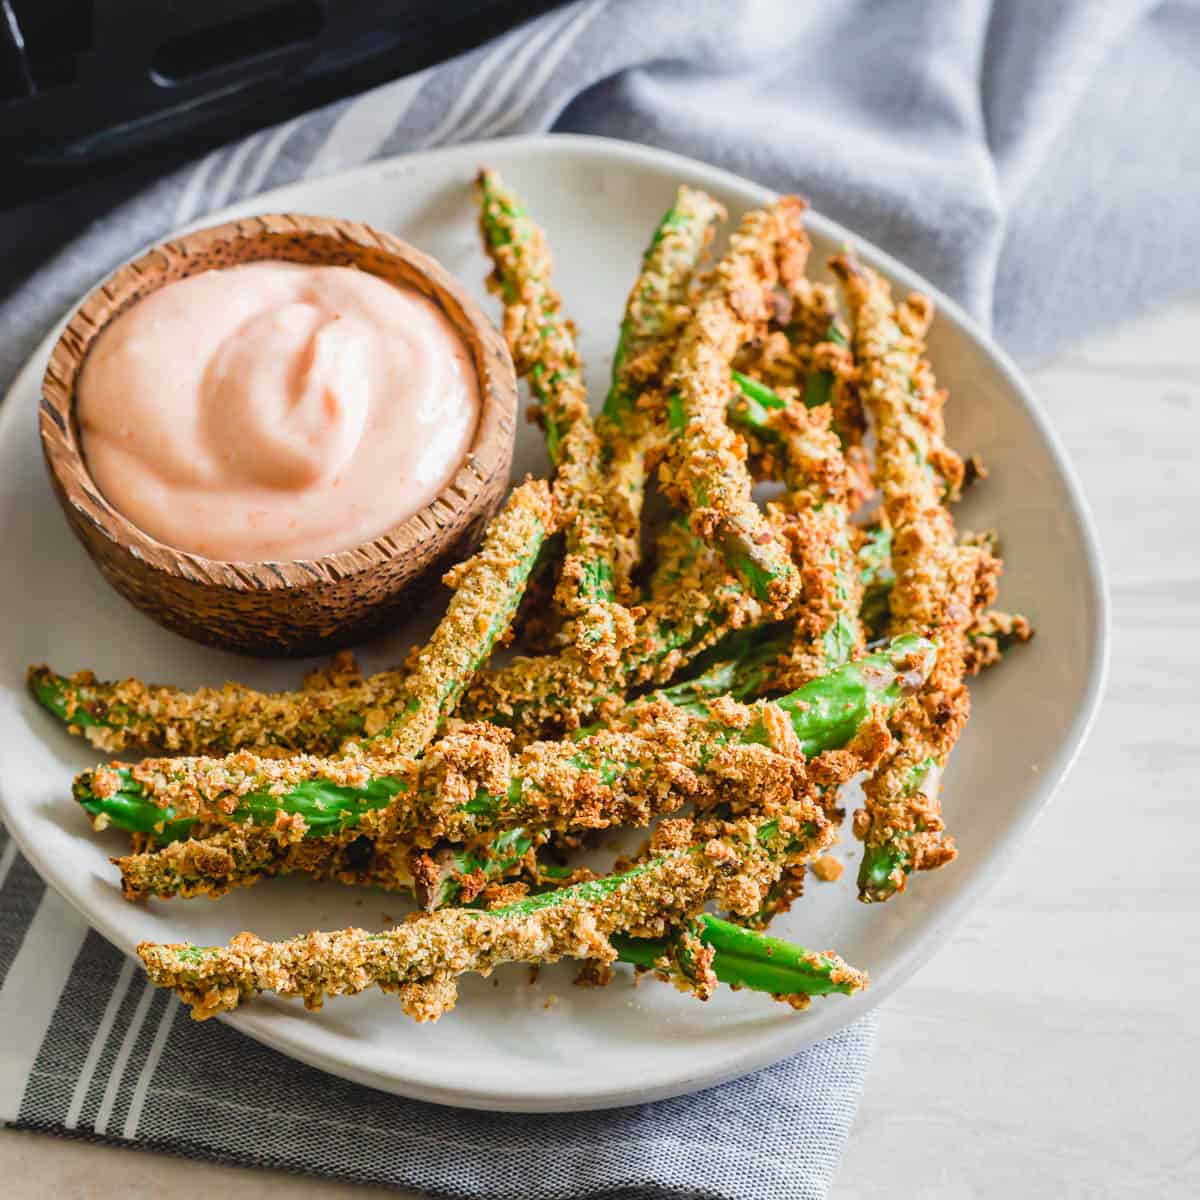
[832,253,980,901]
[477,170,630,662]
[381,478,555,757]
[462,518,762,741]
[858,526,895,641]
[602,187,725,594]
[659,200,807,613]
[137,816,866,1022]
[93,638,934,905]
[612,914,859,1001]
[37,479,550,768]
[26,663,407,757]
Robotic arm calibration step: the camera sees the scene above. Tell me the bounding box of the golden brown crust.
[395,478,555,756]
[735,280,870,508]
[109,694,835,903]
[658,200,808,614]
[29,662,408,757]
[765,401,864,691]
[964,608,1034,675]
[478,171,633,668]
[462,521,762,742]
[115,824,415,902]
[811,855,843,883]
[600,186,726,598]
[138,812,828,1022]
[831,254,981,891]
[461,649,620,740]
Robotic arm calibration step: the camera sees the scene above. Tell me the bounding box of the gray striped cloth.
[1,2,1194,1196]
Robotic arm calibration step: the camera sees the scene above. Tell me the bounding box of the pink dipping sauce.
[77,261,480,561]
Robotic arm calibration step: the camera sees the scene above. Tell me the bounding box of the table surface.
[3,296,1197,1198]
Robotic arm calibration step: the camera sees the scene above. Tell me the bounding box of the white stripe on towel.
[239,114,309,200]
[122,994,179,1140]
[417,21,535,149]
[452,4,584,144]
[0,838,17,892]
[63,957,136,1131]
[92,979,155,1137]
[476,0,607,139]
[306,70,430,178]
[172,149,224,225]
[0,889,88,1122]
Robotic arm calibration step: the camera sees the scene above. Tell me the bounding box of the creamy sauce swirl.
[78,261,480,561]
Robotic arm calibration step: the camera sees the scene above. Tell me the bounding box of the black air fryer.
[1,0,566,207]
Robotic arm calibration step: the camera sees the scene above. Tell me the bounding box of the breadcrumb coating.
[477,171,633,670]
[138,807,849,1023]
[26,661,408,757]
[601,186,726,597]
[658,199,808,614]
[395,478,555,757]
[831,253,994,900]
[734,279,869,505]
[461,650,620,740]
[765,400,865,691]
[49,479,554,770]
[462,521,761,742]
[811,855,843,882]
[115,824,415,902]
[90,694,827,855]
[964,608,1034,675]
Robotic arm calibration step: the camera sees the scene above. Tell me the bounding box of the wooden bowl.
[40,214,517,657]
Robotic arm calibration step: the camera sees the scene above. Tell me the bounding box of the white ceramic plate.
[0,135,1107,1111]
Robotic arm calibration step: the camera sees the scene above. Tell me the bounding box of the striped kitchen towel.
[1,2,1196,1197]
[0,825,876,1199]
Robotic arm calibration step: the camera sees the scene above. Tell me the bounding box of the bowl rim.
[38,212,518,589]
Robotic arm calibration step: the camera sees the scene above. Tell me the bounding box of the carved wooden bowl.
[40,214,517,657]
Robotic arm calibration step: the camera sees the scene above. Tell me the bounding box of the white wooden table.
[4,299,1197,1197]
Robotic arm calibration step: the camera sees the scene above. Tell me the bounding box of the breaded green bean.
[831,253,993,901]
[90,697,818,856]
[732,279,868,505]
[659,200,808,613]
[27,658,406,757]
[137,810,864,1023]
[85,635,933,853]
[601,186,726,594]
[764,397,864,691]
[112,822,541,908]
[964,609,1033,674]
[461,527,761,741]
[386,477,556,757]
[35,480,552,764]
[477,170,633,667]
[97,638,934,902]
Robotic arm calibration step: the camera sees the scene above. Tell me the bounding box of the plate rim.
[0,132,1110,1111]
